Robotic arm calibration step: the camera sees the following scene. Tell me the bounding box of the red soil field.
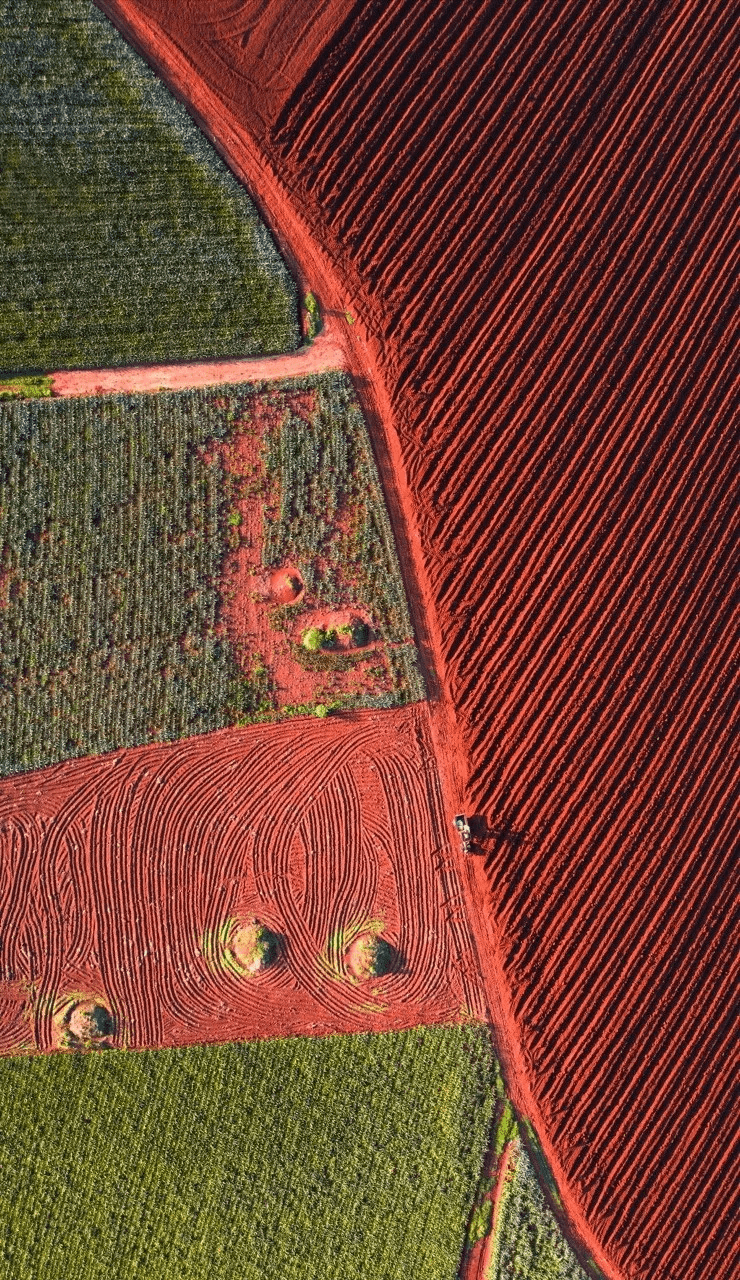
[0,705,486,1055]
[92,3,739,1277]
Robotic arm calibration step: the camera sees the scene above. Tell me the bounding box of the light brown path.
[50,324,345,397]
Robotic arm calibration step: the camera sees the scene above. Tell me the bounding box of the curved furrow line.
[321,767,378,950]
[33,818,71,1050]
[0,818,45,989]
[0,710,473,1051]
[138,752,251,1028]
[375,752,449,1008]
[89,768,153,1046]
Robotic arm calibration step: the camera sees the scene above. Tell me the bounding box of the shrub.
[301,626,324,652]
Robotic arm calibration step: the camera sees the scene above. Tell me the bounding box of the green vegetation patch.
[0,374,423,777]
[493,1142,589,1280]
[0,388,239,775]
[0,374,52,399]
[0,1025,494,1280]
[0,0,299,375]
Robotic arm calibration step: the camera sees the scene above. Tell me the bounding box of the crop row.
[0,0,298,376]
[0,388,237,775]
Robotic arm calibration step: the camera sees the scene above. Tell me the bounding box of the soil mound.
[231,920,279,973]
[67,1001,113,1043]
[269,566,304,605]
[346,932,393,980]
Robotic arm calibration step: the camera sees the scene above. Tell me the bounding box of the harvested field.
[0,1025,494,1279]
[97,2,740,1277]
[0,704,486,1054]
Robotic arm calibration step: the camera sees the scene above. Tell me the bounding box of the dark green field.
[0,1026,494,1280]
[0,0,298,374]
[0,373,422,776]
[493,1144,589,1280]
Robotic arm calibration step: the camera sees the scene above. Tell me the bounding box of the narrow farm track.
[49,323,346,397]
[0,705,486,1053]
[86,3,738,1278]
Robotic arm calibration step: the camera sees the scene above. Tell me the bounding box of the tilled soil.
[86,4,739,1278]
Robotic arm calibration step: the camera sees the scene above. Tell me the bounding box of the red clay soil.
[0,705,486,1055]
[49,324,345,397]
[93,4,739,1278]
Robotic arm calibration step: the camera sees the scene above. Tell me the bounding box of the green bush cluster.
[492,1141,589,1280]
[0,1025,494,1280]
[0,0,299,374]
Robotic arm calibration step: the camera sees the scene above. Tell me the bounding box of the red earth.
[81,3,740,1277]
[0,705,486,1055]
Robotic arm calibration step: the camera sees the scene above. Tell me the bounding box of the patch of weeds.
[0,375,53,399]
[303,291,321,342]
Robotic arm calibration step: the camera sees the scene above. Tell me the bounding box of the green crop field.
[0,0,298,375]
[0,1025,493,1280]
[492,1142,589,1280]
[0,372,422,776]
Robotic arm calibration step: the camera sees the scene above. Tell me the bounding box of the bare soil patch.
[0,705,486,1054]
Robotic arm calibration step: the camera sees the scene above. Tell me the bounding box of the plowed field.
[0,704,485,1054]
[90,3,739,1277]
